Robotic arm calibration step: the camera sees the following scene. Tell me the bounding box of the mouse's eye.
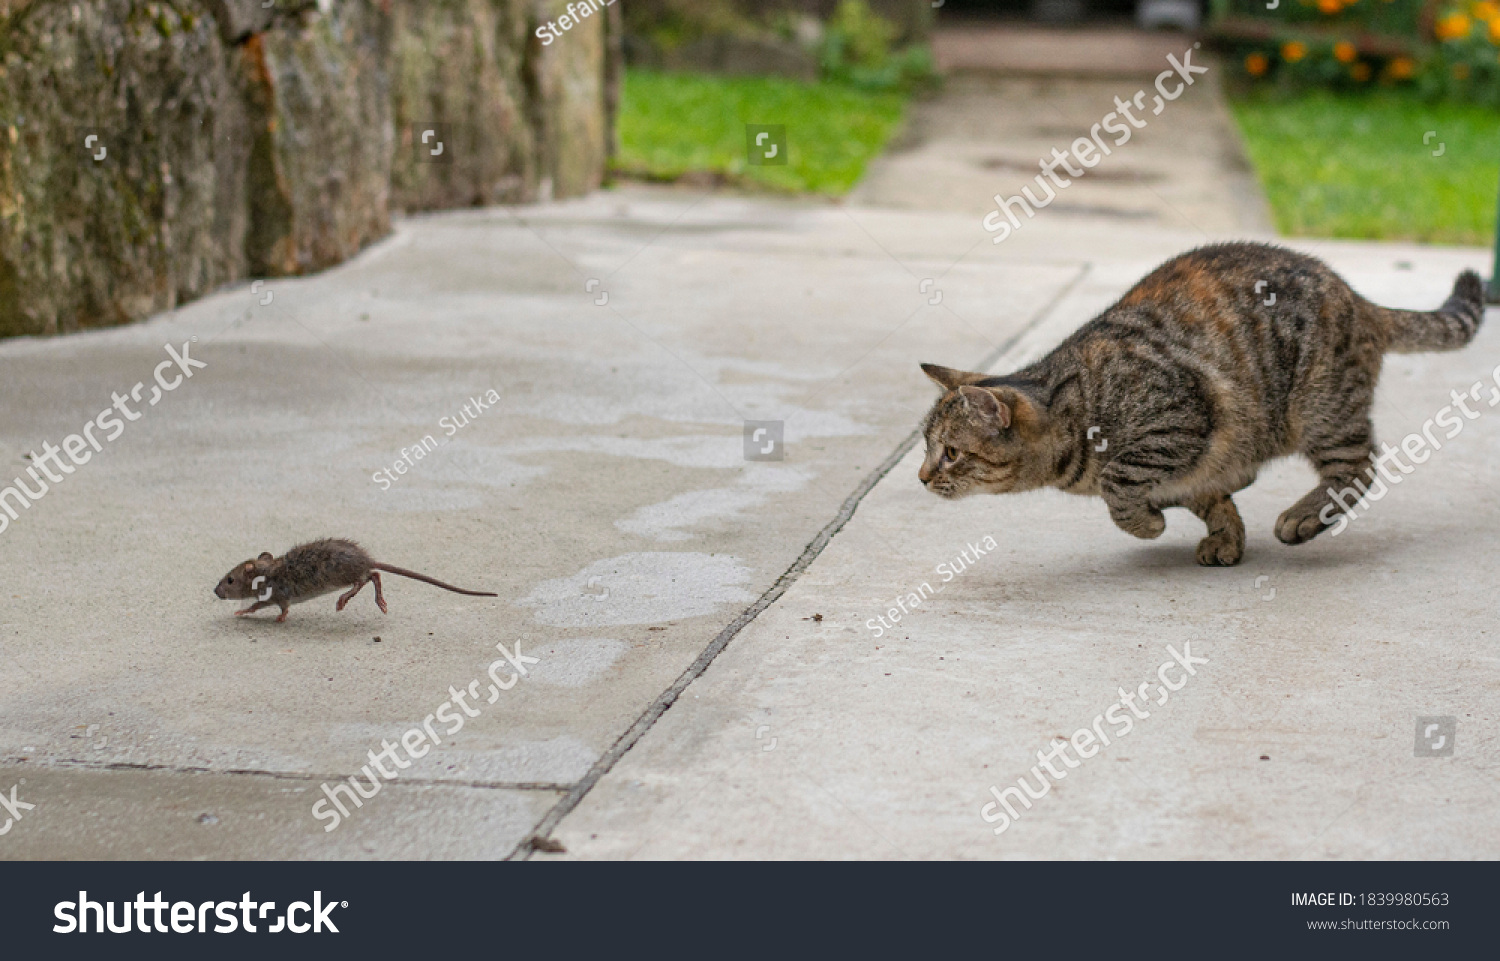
[227,576,234,585]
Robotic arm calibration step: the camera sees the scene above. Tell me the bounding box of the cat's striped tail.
[1377,270,1486,354]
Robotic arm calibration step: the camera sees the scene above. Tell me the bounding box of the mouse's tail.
[370,563,498,597]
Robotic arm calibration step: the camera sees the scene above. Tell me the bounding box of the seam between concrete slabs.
[0,759,570,793]
[511,262,1094,859]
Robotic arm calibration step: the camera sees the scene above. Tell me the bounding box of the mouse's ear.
[257,552,274,562]
[243,561,256,572]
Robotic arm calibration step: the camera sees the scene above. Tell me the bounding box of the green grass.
[614,69,908,195]
[1228,89,1500,245]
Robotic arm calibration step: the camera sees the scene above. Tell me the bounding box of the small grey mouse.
[214,537,497,622]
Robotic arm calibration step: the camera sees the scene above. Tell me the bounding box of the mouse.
[214,537,497,622]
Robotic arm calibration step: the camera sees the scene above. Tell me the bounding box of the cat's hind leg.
[1185,492,1246,566]
[1276,418,1376,545]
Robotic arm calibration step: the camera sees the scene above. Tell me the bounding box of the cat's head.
[917,364,1044,498]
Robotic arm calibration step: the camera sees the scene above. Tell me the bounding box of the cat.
[918,242,1486,566]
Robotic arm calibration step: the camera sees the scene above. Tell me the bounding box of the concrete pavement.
[849,50,1274,235]
[543,222,1500,859]
[2,187,1493,859]
[932,23,1207,79]
[2,55,1494,858]
[0,189,1084,858]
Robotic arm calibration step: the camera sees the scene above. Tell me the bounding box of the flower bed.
[1210,0,1500,103]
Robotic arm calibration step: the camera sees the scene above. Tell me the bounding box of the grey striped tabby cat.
[918,242,1486,566]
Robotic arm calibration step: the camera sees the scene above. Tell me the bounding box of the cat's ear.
[921,363,986,391]
[958,385,1012,430]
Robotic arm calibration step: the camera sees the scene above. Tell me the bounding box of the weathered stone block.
[241,1,393,275]
[0,0,617,339]
[534,0,609,199]
[204,0,301,45]
[388,0,535,212]
[0,0,249,337]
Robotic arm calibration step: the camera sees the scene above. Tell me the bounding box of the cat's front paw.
[1110,504,1165,539]
[1275,504,1331,544]
[1196,529,1244,566]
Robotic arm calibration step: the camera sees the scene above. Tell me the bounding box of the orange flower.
[1282,40,1308,61]
[1245,52,1271,76]
[1351,62,1372,80]
[1473,0,1500,19]
[1334,40,1358,61]
[1389,56,1416,78]
[1489,17,1500,41]
[1318,0,1341,13]
[1436,12,1473,39]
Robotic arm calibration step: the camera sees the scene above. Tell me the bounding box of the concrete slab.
[0,188,1098,858]
[0,763,558,860]
[851,65,1274,234]
[2,116,1487,862]
[546,238,1500,860]
[933,24,1203,79]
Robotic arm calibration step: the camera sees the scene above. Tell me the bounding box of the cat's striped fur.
[918,242,1486,566]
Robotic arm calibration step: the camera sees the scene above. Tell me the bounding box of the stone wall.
[0,0,620,338]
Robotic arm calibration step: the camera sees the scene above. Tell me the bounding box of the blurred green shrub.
[819,0,938,91]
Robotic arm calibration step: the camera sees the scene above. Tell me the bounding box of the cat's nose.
[918,464,933,485]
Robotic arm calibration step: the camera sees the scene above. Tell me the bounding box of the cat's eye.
[942,445,960,465]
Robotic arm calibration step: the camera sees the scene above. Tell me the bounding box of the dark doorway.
[936,0,1156,25]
